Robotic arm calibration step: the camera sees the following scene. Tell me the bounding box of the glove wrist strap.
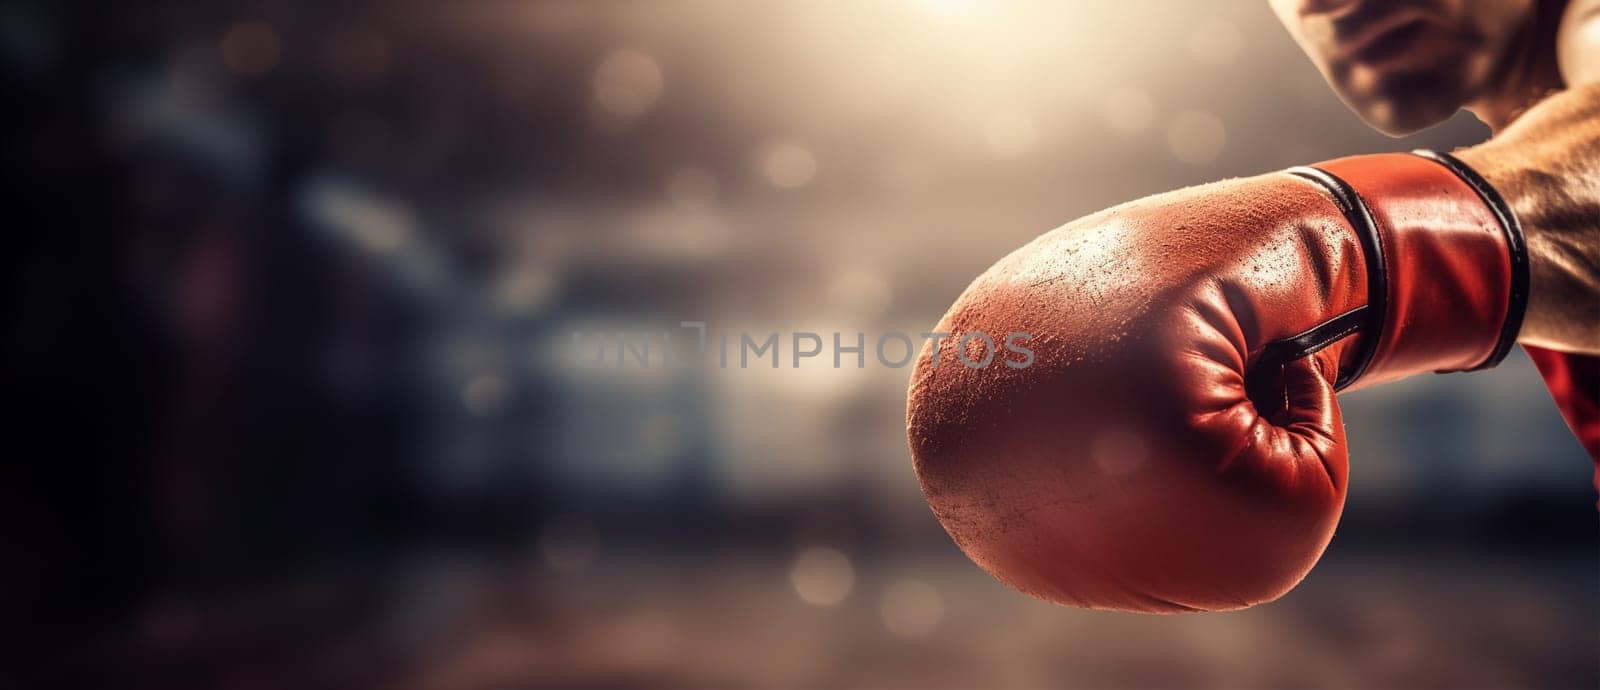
[1287,151,1528,390]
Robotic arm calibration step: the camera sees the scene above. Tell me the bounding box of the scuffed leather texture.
[1524,346,1600,501]
[906,154,1518,613]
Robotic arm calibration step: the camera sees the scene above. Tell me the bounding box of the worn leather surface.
[905,154,1517,612]
[1315,154,1515,389]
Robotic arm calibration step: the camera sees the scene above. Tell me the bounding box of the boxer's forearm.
[1519,201,1600,355]
[1455,153,1600,355]
[1456,84,1600,356]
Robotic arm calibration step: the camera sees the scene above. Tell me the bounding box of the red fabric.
[1524,346,1600,501]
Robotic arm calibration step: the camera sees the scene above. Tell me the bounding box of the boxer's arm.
[1456,82,1600,356]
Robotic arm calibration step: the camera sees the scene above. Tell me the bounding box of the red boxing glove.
[906,151,1527,612]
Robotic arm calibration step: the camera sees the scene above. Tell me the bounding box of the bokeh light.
[594,49,666,119]
[791,547,856,606]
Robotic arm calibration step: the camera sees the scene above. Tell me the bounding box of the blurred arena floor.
[32,542,1597,690]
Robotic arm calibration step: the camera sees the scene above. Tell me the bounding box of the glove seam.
[1252,306,1368,368]
[1285,166,1388,391]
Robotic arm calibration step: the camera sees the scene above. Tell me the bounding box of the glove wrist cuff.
[1297,151,1529,390]
[1409,149,1530,370]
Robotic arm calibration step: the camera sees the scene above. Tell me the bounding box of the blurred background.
[4,1,1596,688]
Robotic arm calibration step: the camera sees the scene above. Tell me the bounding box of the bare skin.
[1272,0,1600,355]
[1459,85,1600,355]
